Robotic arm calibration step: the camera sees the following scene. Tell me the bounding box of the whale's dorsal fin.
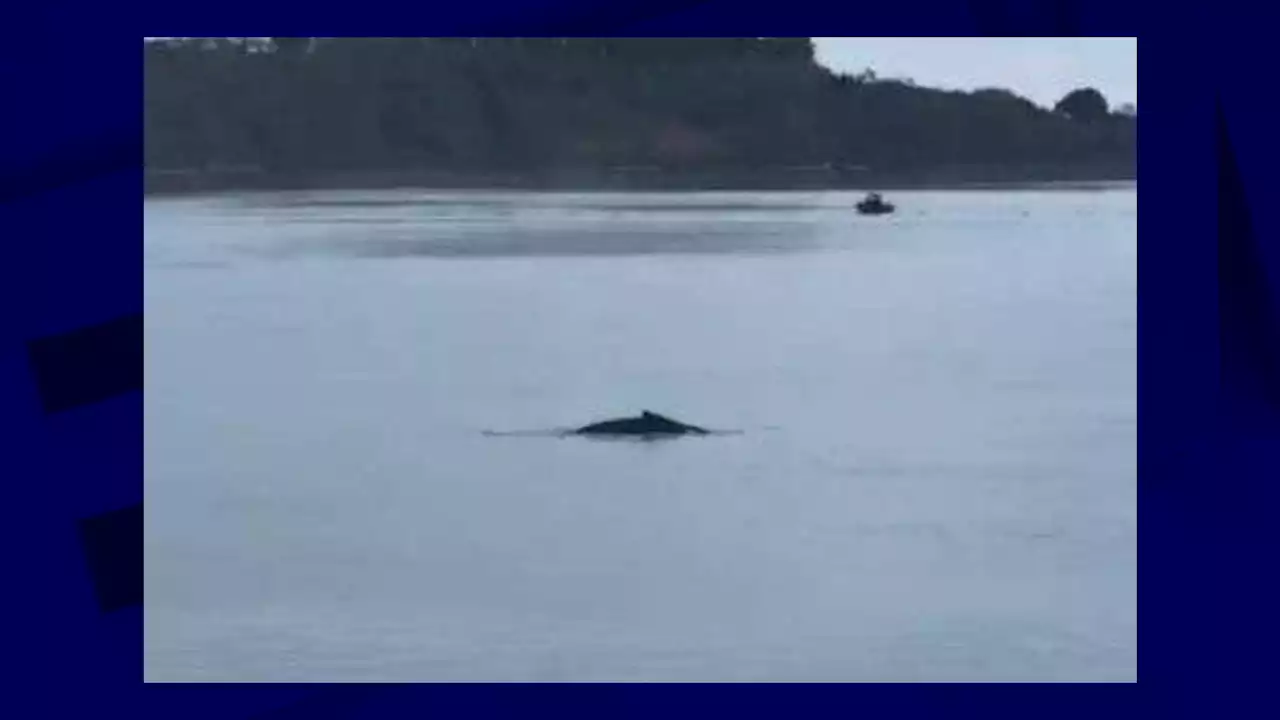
[642,410,683,425]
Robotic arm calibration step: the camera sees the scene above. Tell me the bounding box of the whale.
[570,410,710,437]
[481,410,729,439]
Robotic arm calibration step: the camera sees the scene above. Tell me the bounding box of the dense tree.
[1054,87,1111,123]
[144,38,1135,186]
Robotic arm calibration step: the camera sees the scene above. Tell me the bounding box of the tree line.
[144,38,1135,187]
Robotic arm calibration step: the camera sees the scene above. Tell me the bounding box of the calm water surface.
[145,187,1136,681]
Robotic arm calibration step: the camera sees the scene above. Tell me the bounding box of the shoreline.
[144,165,1136,198]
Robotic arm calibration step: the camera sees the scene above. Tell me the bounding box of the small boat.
[855,192,895,215]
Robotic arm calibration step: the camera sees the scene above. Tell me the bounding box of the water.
[144,187,1136,682]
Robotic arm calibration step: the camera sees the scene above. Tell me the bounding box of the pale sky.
[813,38,1136,109]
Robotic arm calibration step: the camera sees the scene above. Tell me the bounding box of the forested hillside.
[145,37,1136,191]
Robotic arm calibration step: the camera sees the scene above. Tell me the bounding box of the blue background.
[3,0,1254,711]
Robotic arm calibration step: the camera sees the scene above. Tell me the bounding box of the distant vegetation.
[144,37,1136,192]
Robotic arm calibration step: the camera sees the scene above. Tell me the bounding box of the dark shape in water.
[481,411,739,439]
[855,192,895,215]
[572,410,711,437]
